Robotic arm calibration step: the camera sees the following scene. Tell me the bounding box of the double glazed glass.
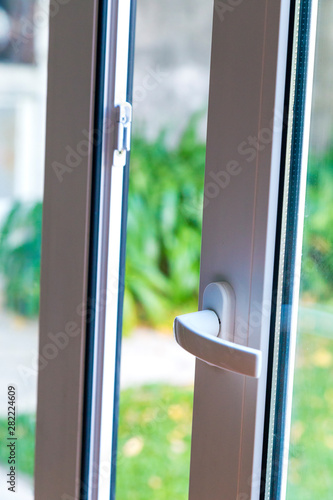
[286,1,333,497]
[266,0,333,498]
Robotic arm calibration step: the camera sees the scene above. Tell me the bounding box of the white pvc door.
[174,1,301,498]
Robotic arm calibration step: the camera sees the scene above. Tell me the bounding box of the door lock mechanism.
[115,102,132,153]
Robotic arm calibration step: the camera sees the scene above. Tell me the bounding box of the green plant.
[301,148,333,305]
[124,119,205,332]
[0,201,42,317]
[0,118,205,327]
[3,128,333,331]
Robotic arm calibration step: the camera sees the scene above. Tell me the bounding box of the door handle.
[173,282,262,378]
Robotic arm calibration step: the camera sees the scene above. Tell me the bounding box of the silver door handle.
[173,282,262,378]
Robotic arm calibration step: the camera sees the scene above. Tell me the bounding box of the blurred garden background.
[1,0,333,499]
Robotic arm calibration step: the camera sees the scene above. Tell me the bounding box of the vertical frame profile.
[80,0,135,498]
[35,0,100,499]
[264,0,319,497]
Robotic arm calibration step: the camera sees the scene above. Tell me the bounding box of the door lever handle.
[173,282,262,378]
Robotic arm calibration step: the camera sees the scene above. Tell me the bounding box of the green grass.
[2,369,333,499]
[0,385,193,499]
[287,332,333,499]
[116,385,193,500]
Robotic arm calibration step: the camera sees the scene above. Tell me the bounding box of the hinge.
[114,102,132,153]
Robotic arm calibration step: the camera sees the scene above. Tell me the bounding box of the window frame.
[34,0,98,498]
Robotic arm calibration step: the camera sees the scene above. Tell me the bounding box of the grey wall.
[133,0,214,142]
[310,0,333,153]
[133,0,333,153]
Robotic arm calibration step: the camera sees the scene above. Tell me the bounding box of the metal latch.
[115,102,132,153]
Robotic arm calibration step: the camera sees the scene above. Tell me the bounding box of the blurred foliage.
[301,149,333,304]
[4,370,333,499]
[287,331,333,499]
[123,120,205,332]
[0,118,205,329]
[0,202,42,316]
[2,121,333,331]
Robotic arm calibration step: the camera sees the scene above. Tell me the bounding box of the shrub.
[2,128,333,328]
[0,118,205,329]
[0,201,42,317]
[123,120,205,332]
[301,149,333,304]
[2,131,333,329]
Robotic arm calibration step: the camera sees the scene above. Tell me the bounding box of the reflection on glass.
[0,1,48,498]
[116,0,213,498]
[287,1,333,498]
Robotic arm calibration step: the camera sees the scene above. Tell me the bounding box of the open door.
[174,0,292,496]
[32,0,325,497]
[174,0,319,498]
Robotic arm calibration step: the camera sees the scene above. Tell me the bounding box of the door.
[174,0,319,499]
[176,0,292,497]
[30,0,326,499]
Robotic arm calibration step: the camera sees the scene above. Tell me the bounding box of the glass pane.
[0,1,48,498]
[116,0,213,498]
[265,1,333,498]
[287,1,333,497]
